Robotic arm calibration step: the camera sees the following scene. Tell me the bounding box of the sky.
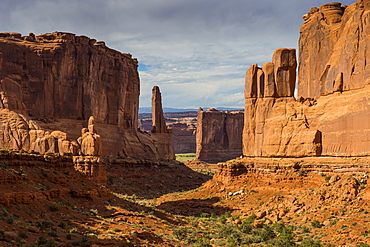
[0,0,356,109]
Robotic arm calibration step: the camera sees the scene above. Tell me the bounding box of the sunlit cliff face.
[320,2,344,25]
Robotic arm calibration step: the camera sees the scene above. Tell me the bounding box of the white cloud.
[0,0,356,109]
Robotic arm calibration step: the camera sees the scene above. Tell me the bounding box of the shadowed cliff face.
[0,32,139,128]
[0,32,174,159]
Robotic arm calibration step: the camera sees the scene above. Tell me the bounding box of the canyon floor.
[0,152,370,246]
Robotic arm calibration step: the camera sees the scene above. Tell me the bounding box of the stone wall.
[196,108,243,162]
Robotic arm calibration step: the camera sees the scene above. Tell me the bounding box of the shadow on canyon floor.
[157,197,233,216]
[106,159,212,199]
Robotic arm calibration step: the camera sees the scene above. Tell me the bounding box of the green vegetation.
[48,204,60,212]
[173,212,323,246]
[176,153,196,163]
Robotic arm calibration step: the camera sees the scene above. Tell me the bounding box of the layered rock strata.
[0,32,173,159]
[0,150,110,206]
[196,108,243,162]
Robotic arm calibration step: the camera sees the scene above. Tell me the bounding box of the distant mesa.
[196,108,244,163]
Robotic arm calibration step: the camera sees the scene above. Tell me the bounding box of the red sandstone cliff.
[299,1,370,98]
[0,32,173,159]
[243,1,370,157]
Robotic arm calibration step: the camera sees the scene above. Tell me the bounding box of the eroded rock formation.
[73,116,107,184]
[243,49,322,157]
[243,1,370,157]
[0,108,77,155]
[77,116,102,156]
[0,32,139,126]
[150,86,175,160]
[0,32,173,160]
[196,108,244,162]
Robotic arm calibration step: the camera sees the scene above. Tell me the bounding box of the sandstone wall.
[0,32,139,127]
[196,108,243,162]
[299,1,370,99]
[243,1,370,157]
[0,32,173,159]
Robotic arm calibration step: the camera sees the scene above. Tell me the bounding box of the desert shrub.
[48,205,59,212]
[173,227,189,241]
[200,212,211,218]
[191,236,212,247]
[252,225,276,241]
[239,221,253,234]
[301,225,311,233]
[356,243,370,247]
[298,170,307,177]
[18,231,28,238]
[36,236,48,245]
[5,215,14,224]
[37,220,54,230]
[244,213,257,224]
[300,237,322,247]
[48,230,58,237]
[311,220,322,228]
[71,236,88,246]
[58,221,66,228]
[0,207,9,217]
[217,224,239,239]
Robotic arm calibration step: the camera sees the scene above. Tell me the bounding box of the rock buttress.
[243,48,322,157]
